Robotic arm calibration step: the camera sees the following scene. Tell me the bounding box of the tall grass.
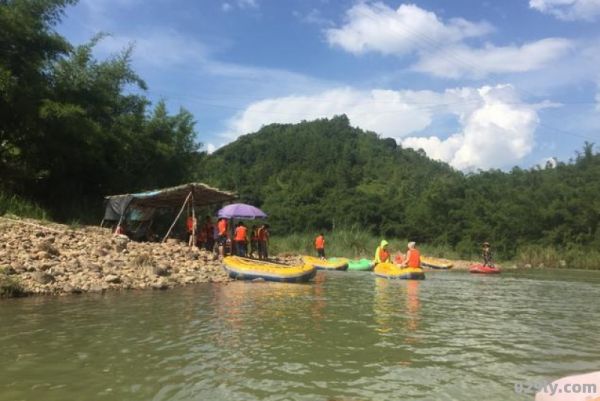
[0,192,48,220]
[0,268,24,298]
[516,245,600,270]
[270,228,459,260]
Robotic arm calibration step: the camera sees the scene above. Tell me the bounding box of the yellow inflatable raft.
[302,256,349,271]
[421,256,453,269]
[374,263,425,280]
[223,256,317,283]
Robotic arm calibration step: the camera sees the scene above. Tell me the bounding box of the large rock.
[32,271,54,284]
[152,278,169,290]
[104,274,121,284]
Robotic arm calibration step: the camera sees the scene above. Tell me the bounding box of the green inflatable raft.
[347,258,375,271]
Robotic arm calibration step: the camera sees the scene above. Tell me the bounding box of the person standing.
[186,215,197,247]
[257,224,270,260]
[234,222,248,257]
[250,225,259,258]
[202,216,215,252]
[482,242,493,267]
[217,218,228,257]
[315,233,326,260]
[400,242,421,268]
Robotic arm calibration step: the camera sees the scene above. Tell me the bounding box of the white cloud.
[238,0,258,8]
[326,3,492,56]
[206,143,217,154]
[402,85,539,170]
[222,0,258,11]
[220,87,438,141]
[221,84,542,170]
[413,38,572,78]
[94,31,208,68]
[294,8,333,26]
[530,0,600,21]
[327,2,572,79]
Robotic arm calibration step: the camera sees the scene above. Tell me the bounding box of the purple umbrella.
[217,203,267,220]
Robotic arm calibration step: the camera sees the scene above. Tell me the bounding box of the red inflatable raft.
[469,264,501,274]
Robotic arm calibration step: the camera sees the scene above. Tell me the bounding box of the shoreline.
[1,216,590,299]
[0,217,231,298]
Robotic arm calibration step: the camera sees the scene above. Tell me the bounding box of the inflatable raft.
[421,256,453,270]
[347,258,375,271]
[223,256,317,283]
[303,256,349,271]
[374,263,425,280]
[469,263,501,274]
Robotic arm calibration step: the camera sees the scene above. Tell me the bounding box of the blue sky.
[57,0,600,170]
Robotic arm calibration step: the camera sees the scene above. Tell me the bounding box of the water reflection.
[373,278,422,340]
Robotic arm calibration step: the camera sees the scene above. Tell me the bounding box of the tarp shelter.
[103,183,237,242]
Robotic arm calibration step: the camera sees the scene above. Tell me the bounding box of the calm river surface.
[1,269,600,401]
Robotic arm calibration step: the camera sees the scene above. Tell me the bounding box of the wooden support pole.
[162,191,192,243]
[190,192,196,248]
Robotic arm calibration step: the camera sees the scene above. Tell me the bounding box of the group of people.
[313,234,423,267]
[374,240,422,268]
[187,215,270,259]
[314,234,494,267]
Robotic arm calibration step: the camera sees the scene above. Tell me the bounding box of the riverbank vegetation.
[199,117,600,263]
[1,0,203,222]
[2,1,599,268]
[0,268,24,298]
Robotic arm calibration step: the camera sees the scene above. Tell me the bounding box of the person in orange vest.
[257,224,270,260]
[234,222,248,257]
[202,216,215,252]
[217,218,228,257]
[186,215,197,247]
[374,240,391,264]
[250,225,259,258]
[400,241,421,268]
[315,233,326,260]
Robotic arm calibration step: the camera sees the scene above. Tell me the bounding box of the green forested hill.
[198,116,600,258]
[2,1,599,261]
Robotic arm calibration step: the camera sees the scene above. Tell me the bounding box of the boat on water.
[469,263,501,274]
[421,256,453,270]
[347,258,375,271]
[303,256,349,271]
[222,256,316,283]
[374,263,425,280]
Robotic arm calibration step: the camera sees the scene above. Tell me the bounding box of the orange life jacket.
[186,216,196,232]
[234,226,247,242]
[315,235,325,249]
[217,219,227,235]
[407,249,421,268]
[258,227,269,241]
[379,248,390,263]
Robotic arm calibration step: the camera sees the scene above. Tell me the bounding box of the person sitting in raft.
[374,240,391,264]
[482,241,493,267]
[399,241,421,268]
[315,233,326,260]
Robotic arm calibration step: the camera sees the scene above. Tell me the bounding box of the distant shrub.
[0,273,25,298]
[0,192,48,220]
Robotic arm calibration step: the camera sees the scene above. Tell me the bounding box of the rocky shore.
[0,216,231,297]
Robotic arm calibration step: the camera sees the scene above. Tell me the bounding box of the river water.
[1,269,599,401]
